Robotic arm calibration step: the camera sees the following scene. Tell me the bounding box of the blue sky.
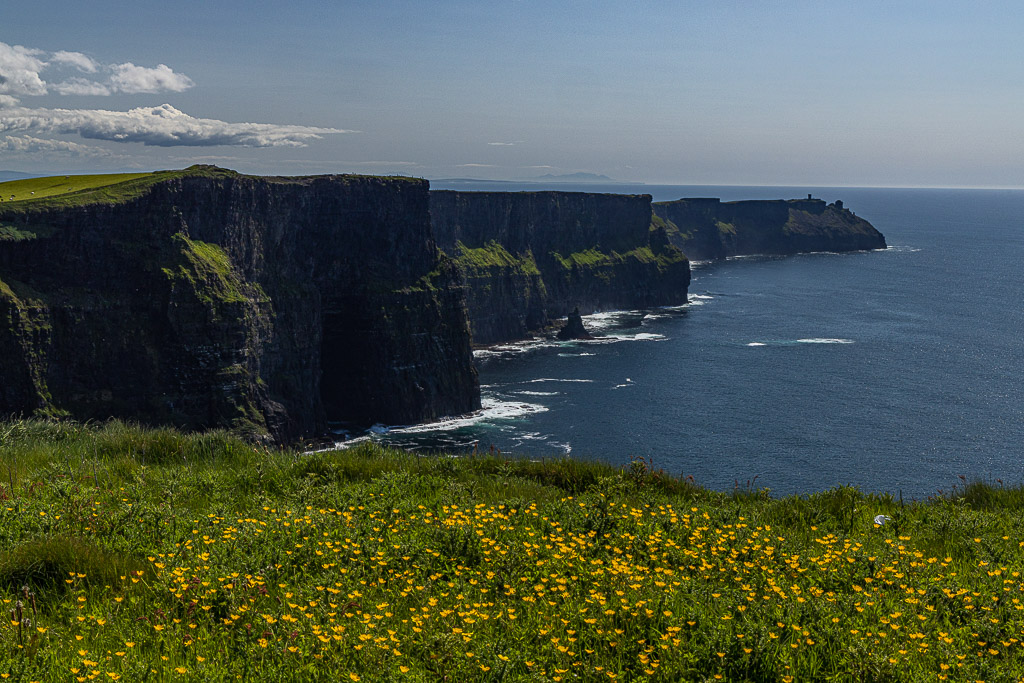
[2,1,1022,187]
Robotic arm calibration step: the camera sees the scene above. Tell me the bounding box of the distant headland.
[653,195,886,261]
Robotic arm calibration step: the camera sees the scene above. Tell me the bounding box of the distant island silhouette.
[533,172,615,182]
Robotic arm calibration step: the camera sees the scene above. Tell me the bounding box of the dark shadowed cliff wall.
[0,167,479,441]
[652,198,886,261]
[430,191,691,344]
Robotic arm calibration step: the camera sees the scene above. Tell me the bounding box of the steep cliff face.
[652,198,886,261]
[0,167,479,441]
[430,191,691,344]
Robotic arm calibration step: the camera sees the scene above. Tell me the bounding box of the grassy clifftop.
[0,166,240,213]
[1,419,1023,681]
[0,166,427,213]
[0,173,156,202]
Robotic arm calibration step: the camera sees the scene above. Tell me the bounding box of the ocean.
[342,182,1024,498]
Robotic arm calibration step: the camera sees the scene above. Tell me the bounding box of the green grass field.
[0,174,154,203]
[0,167,244,215]
[2,419,1024,681]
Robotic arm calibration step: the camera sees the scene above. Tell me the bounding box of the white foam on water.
[387,397,548,434]
[526,378,594,384]
[473,337,566,360]
[310,399,548,451]
[743,338,852,348]
[306,397,548,452]
[580,310,629,331]
[643,307,686,320]
[582,332,666,344]
[557,352,596,357]
[473,304,679,362]
[306,434,372,453]
[516,390,559,396]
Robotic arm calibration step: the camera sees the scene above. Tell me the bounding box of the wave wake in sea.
[746,338,854,347]
[526,378,593,384]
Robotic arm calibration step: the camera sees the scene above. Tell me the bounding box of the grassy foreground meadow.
[2,421,1024,681]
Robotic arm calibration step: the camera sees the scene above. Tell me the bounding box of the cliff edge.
[0,166,479,442]
[652,197,886,261]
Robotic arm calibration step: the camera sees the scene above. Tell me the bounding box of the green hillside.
[0,166,242,214]
[2,419,1024,681]
[0,173,154,203]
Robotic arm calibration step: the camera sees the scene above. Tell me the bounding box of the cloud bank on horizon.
[0,41,349,156]
[0,103,350,148]
[1,134,120,158]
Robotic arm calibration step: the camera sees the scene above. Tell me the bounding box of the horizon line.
[3,167,1022,192]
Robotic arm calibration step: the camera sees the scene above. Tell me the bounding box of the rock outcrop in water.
[652,197,886,261]
[430,190,691,344]
[0,166,479,442]
[556,307,593,340]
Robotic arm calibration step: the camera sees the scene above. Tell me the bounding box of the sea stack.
[557,307,593,340]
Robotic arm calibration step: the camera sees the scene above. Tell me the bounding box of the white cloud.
[171,154,244,162]
[0,41,194,97]
[0,42,48,96]
[487,141,515,146]
[109,63,193,94]
[348,161,419,167]
[51,51,99,73]
[457,163,496,167]
[1,134,115,157]
[0,42,343,156]
[0,103,352,147]
[51,77,112,96]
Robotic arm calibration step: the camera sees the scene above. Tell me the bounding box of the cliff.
[651,197,886,261]
[430,191,691,344]
[0,166,479,442]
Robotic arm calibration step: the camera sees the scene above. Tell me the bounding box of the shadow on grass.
[0,537,147,594]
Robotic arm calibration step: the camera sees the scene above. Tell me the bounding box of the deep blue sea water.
[344,182,1024,498]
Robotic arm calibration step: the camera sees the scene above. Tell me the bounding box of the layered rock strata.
[430,191,691,344]
[0,166,479,442]
[652,197,886,261]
